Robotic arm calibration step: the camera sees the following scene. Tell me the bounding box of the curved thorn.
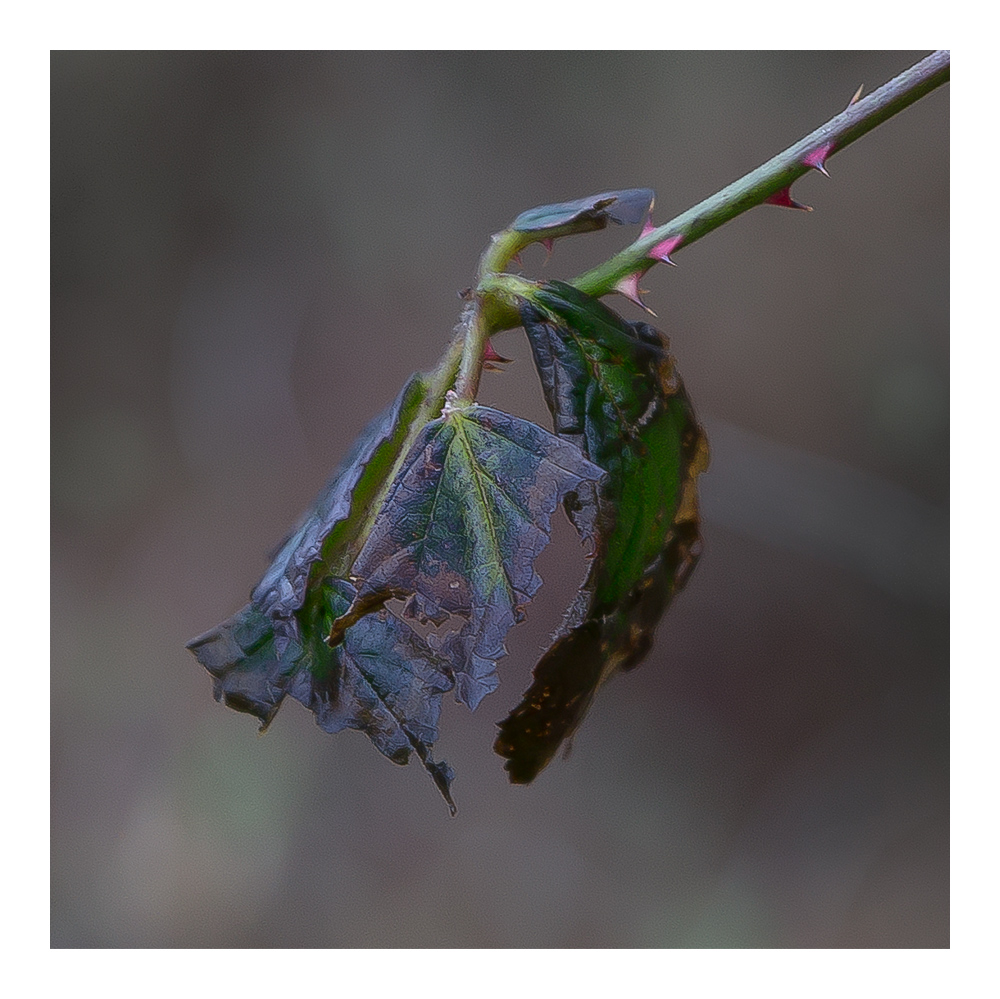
[765,187,813,212]
[648,233,683,265]
[613,271,657,315]
[803,141,834,177]
[483,340,513,365]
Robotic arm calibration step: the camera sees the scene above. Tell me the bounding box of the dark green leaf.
[187,375,460,811]
[338,404,605,709]
[510,188,654,235]
[494,281,709,782]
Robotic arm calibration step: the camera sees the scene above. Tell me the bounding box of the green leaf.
[510,189,654,235]
[494,281,709,783]
[335,404,605,709]
[186,375,460,811]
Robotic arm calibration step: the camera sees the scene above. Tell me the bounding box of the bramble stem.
[454,275,538,402]
[572,50,949,297]
[452,305,489,402]
[334,51,950,642]
[455,52,948,409]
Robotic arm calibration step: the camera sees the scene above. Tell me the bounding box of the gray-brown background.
[51,51,948,947]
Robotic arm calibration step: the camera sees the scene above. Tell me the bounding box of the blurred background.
[51,51,948,947]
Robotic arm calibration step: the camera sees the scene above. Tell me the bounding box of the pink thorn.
[640,214,657,239]
[483,340,512,364]
[648,233,683,265]
[803,141,834,177]
[511,252,523,268]
[613,271,656,316]
[540,237,554,264]
[764,187,813,212]
[847,83,864,108]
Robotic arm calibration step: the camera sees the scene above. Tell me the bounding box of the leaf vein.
[453,417,517,604]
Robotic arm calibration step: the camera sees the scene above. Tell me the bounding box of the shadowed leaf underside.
[187,581,456,811]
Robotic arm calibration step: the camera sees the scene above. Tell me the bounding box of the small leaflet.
[510,189,655,235]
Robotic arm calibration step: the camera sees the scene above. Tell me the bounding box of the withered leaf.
[338,403,604,709]
[252,373,429,632]
[187,376,459,811]
[495,281,709,783]
[188,580,456,811]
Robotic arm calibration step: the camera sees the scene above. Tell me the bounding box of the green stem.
[331,51,949,641]
[450,52,948,408]
[454,274,538,402]
[452,304,489,403]
[572,50,950,297]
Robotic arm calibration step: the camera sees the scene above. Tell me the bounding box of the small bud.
[764,187,813,212]
[442,389,461,417]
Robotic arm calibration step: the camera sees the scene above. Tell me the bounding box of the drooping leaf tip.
[426,758,457,815]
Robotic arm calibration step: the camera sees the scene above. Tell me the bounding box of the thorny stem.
[332,51,949,642]
[452,304,489,402]
[573,50,950,297]
[460,49,949,380]
[453,273,539,402]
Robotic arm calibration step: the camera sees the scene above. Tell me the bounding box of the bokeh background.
[51,51,948,947]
